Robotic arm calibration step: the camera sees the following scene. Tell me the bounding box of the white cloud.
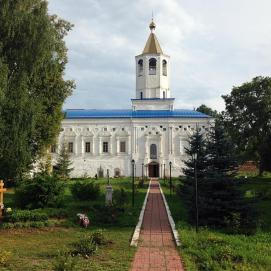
[48,0,271,111]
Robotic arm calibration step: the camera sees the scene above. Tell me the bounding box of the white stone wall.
[53,118,211,178]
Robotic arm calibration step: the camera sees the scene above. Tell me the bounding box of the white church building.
[54,21,211,178]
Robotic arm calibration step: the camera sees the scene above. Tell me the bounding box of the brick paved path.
[130,179,185,271]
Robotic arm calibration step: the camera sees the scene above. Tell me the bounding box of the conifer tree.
[53,144,73,180]
[199,122,242,228]
[180,126,207,225]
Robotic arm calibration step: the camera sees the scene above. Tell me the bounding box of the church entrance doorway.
[148,162,159,178]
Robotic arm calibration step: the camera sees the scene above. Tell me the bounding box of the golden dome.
[149,20,156,32]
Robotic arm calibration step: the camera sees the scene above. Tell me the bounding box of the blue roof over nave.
[64,109,210,119]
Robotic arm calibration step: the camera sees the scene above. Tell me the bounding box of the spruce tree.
[0,0,74,181]
[180,126,207,225]
[199,121,242,228]
[53,144,73,180]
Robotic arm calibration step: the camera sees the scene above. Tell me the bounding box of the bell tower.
[132,20,174,111]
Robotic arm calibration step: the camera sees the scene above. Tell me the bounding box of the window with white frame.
[120,141,126,153]
[85,142,91,153]
[103,142,108,153]
[68,142,73,153]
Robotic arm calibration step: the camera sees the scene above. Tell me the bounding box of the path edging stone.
[159,183,181,247]
[130,180,151,247]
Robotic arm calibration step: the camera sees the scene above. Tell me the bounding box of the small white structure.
[105,185,113,205]
[52,20,212,178]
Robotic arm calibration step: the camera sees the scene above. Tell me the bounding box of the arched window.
[97,166,104,178]
[163,91,166,99]
[149,58,157,75]
[138,59,143,76]
[150,144,157,159]
[114,168,121,177]
[140,92,143,99]
[162,60,167,76]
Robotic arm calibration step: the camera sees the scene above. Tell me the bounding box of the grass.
[161,175,271,271]
[0,177,148,271]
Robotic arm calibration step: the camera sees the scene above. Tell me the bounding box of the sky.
[48,0,271,112]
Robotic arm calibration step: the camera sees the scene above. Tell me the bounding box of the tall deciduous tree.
[222,76,271,175]
[197,104,219,119]
[0,0,74,181]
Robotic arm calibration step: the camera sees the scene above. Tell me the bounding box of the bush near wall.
[71,182,100,200]
[15,174,65,209]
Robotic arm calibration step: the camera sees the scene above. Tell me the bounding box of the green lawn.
[0,177,148,271]
[161,176,271,271]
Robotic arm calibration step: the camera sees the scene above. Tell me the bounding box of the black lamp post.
[131,159,135,207]
[163,163,166,181]
[107,169,110,185]
[169,161,172,196]
[193,153,199,232]
[141,163,144,180]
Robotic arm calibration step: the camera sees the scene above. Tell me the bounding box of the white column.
[109,136,112,154]
[127,135,131,154]
[170,127,173,154]
[116,137,119,155]
[145,135,148,158]
[159,134,162,157]
[99,137,102,155]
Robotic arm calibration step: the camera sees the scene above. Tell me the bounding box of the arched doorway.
[148,162,159,178]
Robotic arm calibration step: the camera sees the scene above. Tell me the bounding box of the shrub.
[4,210,48,223]
[71,182,100,200]
[0,223,15,229]
[138,178,144,188]
[70,236,97,258]
[33,208,69,219]
[0,250,11,266]
[0,221,51,229]
[92,204,119,224]
[15,173,65,209]
[113,188,129,207]
[53,251,78,271]
[91,229,109,245]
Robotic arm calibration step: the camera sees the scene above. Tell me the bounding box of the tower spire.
[149,15,156,33]
[143,19,162,54]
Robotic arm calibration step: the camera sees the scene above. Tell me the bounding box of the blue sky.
[48,0,271,111]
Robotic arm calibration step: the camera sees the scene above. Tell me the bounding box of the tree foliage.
[180,123,257,232]
[15,173,65,209]
[180,127,208,224]
[222,76,271,174]
[0,0,74,181]
[53,144,73,180]
[197,104,220,118]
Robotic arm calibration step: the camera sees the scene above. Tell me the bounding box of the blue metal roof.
[131,98,175,101]
[64,109,210,119]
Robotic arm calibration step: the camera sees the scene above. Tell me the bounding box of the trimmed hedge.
[3,210,48,223]
[0,220,58,229]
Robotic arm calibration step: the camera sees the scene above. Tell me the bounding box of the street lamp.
[107,169,110,185]
[169,161,172,196]
[131,159,135,207]
[141,163,144,181]
[193,153,199,232]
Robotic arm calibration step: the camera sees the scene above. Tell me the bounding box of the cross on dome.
[143,20,163,54]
